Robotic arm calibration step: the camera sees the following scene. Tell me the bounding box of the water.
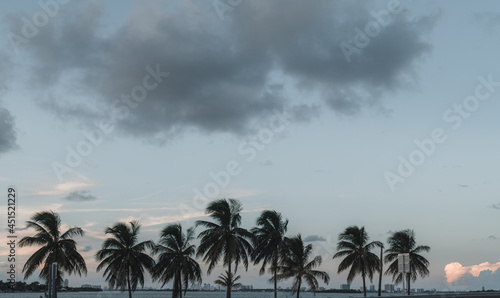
[0,291,408,298]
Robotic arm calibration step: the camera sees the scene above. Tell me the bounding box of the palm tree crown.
[333,226,382,297]
[385,229,430,295]
[251,210,288,298]
[196,198,254,298]
[276,235,330,298]
[19,211,87,288]
[152,223,202,298]
[214,270,242,290]
[95,221,155,298]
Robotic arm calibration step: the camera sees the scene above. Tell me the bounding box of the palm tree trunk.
[361,257,366,297]
[407,273,410,295]
[273,257,278,298]
[362,273,366,297]
[226,261,231,298]
[127,269,132,298]
[296,279,301,298]
[178,272,182,298]
[54,249,58,298]
[378,246,383,296]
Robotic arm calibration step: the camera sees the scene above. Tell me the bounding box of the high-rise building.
[369,285,375,292]
[340,284,350,290]
[385,284,395,292]
[64,279,69,287]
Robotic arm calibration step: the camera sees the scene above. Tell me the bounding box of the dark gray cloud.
[5,0,436,142]
[0,51,17,155]
[304,235,326,242]
[458,184,469,188]
[474,12,500,33]
[81,245,92,252]
[454,269,500,290]
[488,235,497,240]
[488,203,500,210]
[64,190,97,202]
[0,105,18,155]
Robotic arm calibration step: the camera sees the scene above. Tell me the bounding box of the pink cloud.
[445,261,500,283]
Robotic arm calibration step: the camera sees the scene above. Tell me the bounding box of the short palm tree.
[333,226,382,297]
[95,221,155,298]
[214,270,241,290]
[276,235,330,298]
[196,198,254,298]
[385,229,430,295]
[251,210,288,298]
[19,211,87,298]
[152,223,202,298]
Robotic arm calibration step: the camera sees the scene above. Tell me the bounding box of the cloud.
[488,235,498,240]
[3,0,436,144]
[36,175,97,196]
[445,262,500,289]
[80,245,92,252]
[488,203,500,209]
[304,235,326,242]
[64,190,97,202]
[474,12,500,34]
[458,184,468,188]
[0,105,18,155]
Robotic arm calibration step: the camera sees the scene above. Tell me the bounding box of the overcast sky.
[1,0,500,292]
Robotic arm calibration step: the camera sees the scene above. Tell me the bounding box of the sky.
[1,0,500,292]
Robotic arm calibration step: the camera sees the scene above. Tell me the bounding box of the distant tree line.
[0,280,45,292]
[19,198,430,298]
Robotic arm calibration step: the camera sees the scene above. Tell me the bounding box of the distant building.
[369,285,375,292]
[240,285,253,290]
[340,284,350,290]
[203,283,210,291]
[385,284,395,292]
[64,279,69,287]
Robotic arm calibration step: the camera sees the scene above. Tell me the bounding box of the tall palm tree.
[152,224,202,298]
[95,221,155,298]
[214,270,241,291]
[333,226,382,297]
[251,210,288,298]
[196,198,254,298]
[19,211,87,298]
[385,229,430,295]
[276,235,330,298]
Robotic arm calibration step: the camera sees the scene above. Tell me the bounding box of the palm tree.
[152,223,202,298]
[251,210,288,298]
[19,211,87,298]
[276,235,330,298]
[385,229,430,295]
[196,198,254,298]
[214,270,241,291]
[333,226,382,297]
[95,221,155,298]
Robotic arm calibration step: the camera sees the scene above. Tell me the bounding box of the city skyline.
[1,0,500,292]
